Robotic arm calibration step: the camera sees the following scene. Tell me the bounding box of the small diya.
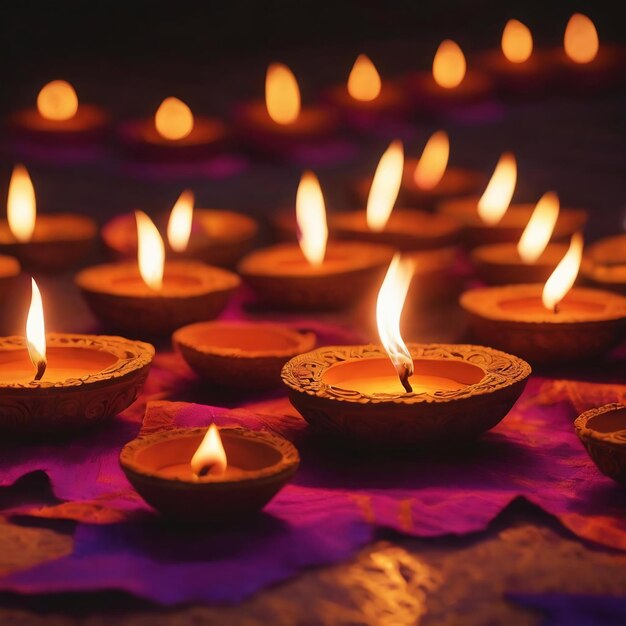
[101,191,258,267]
[0,279,154,435]
[234,63,338,155]
[0,164,97,273]
[461,234,626,365]
[580,234,626,295]
[118,97,229,161]
[120,424,299,521]
[173,321,316,391]
[8,80,108,144]
[575,404,626,485]
[76,212,240,337]
[238,171,394,310]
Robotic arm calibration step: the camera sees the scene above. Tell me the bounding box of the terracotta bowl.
[581,234,626,295]
[120,426,300,521]
[281,343,531,448]
[173,321,316,390]
[0,334,154,435]
[575,404,626,485]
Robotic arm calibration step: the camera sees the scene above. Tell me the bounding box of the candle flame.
[366,139,404,232]
[296,170,328,266]
[517,191,560,264]
[347,54,382,102]
[377,254,415,393]
[502,19,533,63]
[191,424,227,477]
[266,63,301,125]
[26,278,47,381]
[135,210,165,290]
[167,190,194,253]
[542,233,583,313]
[433,40,466,89]
[37,80,79,121]
[155,97,194,140]
[413,130,450,190]
[7,164,36,243]
[564,13,599,64]
[477,153,517,225]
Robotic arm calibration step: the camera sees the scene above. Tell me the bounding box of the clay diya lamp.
[575,404,626,485]
[7,80,108,145]
[461,234,626,365]
[404,40,493,115]
[581,234,626,295]
[0,164,96,272]
[118,97,229,161]
[238,171,394,310]
[0,279,154,436]
[405,246,464,303]
[234,63,338,156]
[120,424,299,521]
[76,211,240,337]
[471,191,570,285]
[173,321,316,391]
[101,190,258,267]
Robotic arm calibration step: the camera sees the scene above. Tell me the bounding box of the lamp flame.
[37,80,79,121]
[377,254,415,393]
[542,233,583,313]
[26,278,47,381]
[413,130,450,190]
[433,40,466,89]
[296,170,328,266]
[564,13,599,64]
[477,152,517,225]
[135,211,165,290]
[265,63,301,125]
[517,191,560,264]
[191,424,227,477]
[155,97,194,140]
[167,190,194,253]
[366,139,404,232]
[502,19,533,63]
[7,164,36,243]
[347,54,382,102]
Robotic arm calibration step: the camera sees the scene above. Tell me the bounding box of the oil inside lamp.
[367,139,404,232]
[501,19,533,63]
[154,97,194,140]
[265,63,301,125]
[26,277,47,381]
[296,170,328,266]
[477,152,517,225]
[433,40,467,88]
[517,191,559,263]
[542,232,583,313]
[347,54,382,102]
[413,130,449,190]
[7,164,36,243]
[564,13,599,64]
[166,190,194,253]
[135,211,165,290]
[36,80,79,121]
[190,424,227,477]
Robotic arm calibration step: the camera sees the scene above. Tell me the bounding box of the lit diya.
[349,130,486,209]
[76,211,240,337]
[461,233,626,365]
[118,96,229,161]
[332,140,462,251]
[575,403,626,485]
[404,40,493,114]
[120,423,299,521]
[581,233,626,295]
[437,152,587,247]
[234,63,338,154]
[174,321,316,391]
[238,170,394,310]
[8,80,108,144]
[282,254,531,448]
[101,190,258,267]
[0,164,97,272]
[471,191,570,284]
[0,278,154,435]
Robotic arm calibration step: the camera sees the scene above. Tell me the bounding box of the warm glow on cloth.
[37,80,79,121]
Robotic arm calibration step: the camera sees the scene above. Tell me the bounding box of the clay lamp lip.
[575,403,626,447]
[8,104,108,135]
[324,80,409,112]
[119,116,229,147]
[0,254,21,279]
[581,234,626,290]
[0,213,97,245]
